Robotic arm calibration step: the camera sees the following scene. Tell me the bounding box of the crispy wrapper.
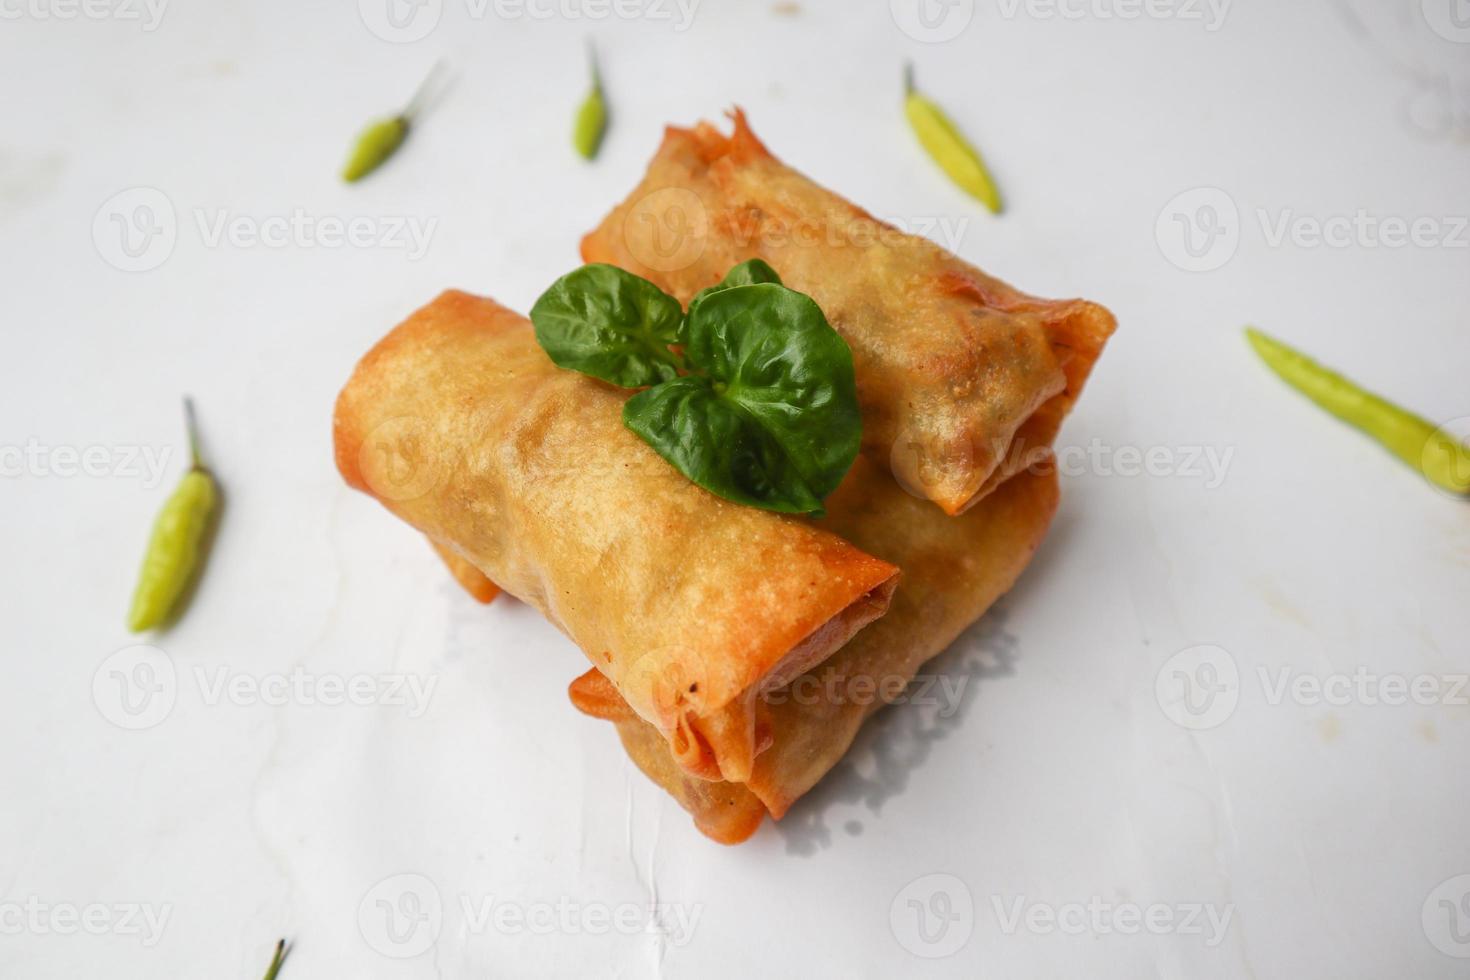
[580,110,1114,515]
[333,290,899,782]
[430,539,500,604]
[571,458,1060,843]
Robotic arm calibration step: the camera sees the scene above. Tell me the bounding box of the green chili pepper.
[1246,327,1470,496]
[342,117,409,183]
[261,939,288,980]
[573,42,608,161]
[341,60,446,183]
[903,62,1003,214]
[126,398,219,632]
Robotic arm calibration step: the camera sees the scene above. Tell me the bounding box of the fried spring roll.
[429,539,500,604]
[571,459,1059,844]
[333,290,899,782]
[581,110,1114,515]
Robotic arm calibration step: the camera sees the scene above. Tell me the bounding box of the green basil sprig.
[688,256,782,310]
[530,260,860,516]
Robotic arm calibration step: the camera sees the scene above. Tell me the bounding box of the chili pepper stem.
[903,61,915,96]
[588,39,601,93]
[402,58,448,122]
[182,396,206,473]
[262,938,288,980]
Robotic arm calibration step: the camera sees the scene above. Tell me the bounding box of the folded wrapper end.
[569,669,768,844]
[938,277,1118,515]
[430,539,500,604]
[615,719,768,845]
[637,556,897,785]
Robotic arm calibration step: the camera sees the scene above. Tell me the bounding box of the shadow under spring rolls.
[571,457,1060,844]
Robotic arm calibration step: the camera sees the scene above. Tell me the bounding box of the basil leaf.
[625,282,860,515]
[530,263,685,387]
[687,258,782,315]
[624,378,827,515]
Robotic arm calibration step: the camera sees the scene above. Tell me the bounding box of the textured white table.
[4,1,1469,976]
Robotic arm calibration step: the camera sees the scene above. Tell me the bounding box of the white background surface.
[3,0,1469,976]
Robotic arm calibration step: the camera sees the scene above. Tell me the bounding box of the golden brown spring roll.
[581,110,1114,515]
[430,539,500,604]
[334,290,899,782]
[571,458,1059,843]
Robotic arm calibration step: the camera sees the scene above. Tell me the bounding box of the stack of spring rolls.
[333,112,1115,844]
